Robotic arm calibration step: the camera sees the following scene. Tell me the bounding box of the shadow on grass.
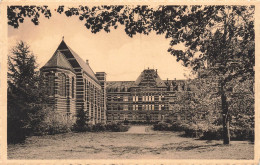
[176,143,223,151]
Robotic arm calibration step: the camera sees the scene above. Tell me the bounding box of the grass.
[8,126,254,159]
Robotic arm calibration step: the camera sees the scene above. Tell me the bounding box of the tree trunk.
[220,84,230,144]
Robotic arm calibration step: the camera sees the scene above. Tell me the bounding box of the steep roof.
[42,50,74,72]
[56,40,99,82]
[134,69,166,87]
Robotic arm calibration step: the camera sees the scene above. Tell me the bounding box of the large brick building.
[40,40,106,124]
[41,40,198,124]
[106,68,193,122]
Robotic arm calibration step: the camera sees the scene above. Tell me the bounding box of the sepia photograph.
[2,2,258,163]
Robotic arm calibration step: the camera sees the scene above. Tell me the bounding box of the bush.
[230,126,254,141]
[92,123,106,132]
[72,122,130,133]
[183,124,204,138]
[153,122,171,131]
[40,111,73,135]
[200,125,223,140]
[7,117,28,144]
[105,122,130,132]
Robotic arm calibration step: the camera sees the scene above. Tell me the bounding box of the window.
[123,105,128,111]
[59,73,66,96]
[152,105,154,110]
[47,74,55,95]
[149,105,151,110]
[84,79,87,101]
[72,77,74,98]
[152,96,154,101]
[159,105,161,111]
[149,96,151,101]
[142,96,145,101]
[133,95,138,102]
[159,95,162,101]
[123,96,128,101]
[146,96,148,102]
[133,105,136,110]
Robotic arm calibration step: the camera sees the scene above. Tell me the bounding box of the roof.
[107,81,135,89]
[42,50,74,72]
[134,69,166,87]
[56,40,99,82]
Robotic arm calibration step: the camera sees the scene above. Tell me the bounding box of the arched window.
[84,79,87,101]
[59,73,66,96]
[47,74,55,95]
[72,77,74,98]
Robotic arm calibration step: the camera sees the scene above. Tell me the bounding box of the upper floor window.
[133,95,138,102]
[123,96,128,102]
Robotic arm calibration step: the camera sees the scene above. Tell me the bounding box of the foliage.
[73,106,89,132]
[7,41,51,143]
[73,121,130,132]
[153,121,254,141]
[8,6,51,28]
[35,107,73,135]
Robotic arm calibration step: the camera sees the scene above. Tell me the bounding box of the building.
[106,68,192,123]
[40,39,106,124]
[41,40,218,124]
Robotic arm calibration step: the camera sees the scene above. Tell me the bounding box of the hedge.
[153,122,254,141]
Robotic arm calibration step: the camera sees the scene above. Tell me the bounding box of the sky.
[8,6,192,81]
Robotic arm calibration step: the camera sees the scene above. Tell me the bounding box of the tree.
[8,5,255,144]
[8,41,50,143]
[73,106,89,132]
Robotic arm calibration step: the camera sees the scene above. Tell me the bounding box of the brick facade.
[40,40,106,124]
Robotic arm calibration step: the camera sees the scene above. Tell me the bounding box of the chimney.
[86,59,89,65]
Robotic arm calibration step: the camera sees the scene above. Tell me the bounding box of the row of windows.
[108,95,165,102]
[47,73,75,98]
[84,78,103,105]
[108,104,166,111]
[107,87,168,93]
[107,114,165,120]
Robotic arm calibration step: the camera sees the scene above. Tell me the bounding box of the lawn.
[8,126,254,159]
